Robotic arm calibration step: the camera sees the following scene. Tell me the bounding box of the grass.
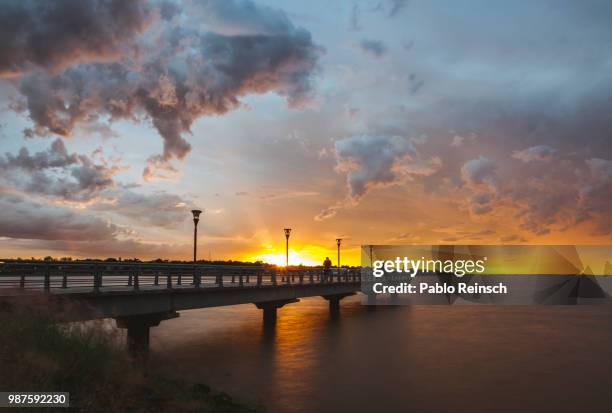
[0,298,264,412]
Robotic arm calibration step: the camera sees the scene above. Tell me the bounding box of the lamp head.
[336,238,342,246]
[284,228,292,238]
[191,209,202,224]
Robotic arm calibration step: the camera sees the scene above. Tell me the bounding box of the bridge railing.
[0,261,361,294]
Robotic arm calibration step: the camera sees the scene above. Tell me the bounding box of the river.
[150,296,612,412]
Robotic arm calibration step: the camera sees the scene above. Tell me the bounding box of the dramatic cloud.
[0,0,152,77]
[458,154,612,236]
[2,0,322,178]
[335,135,416,200]
[461,156,497,189]
[315,135,440,220]
[358,39,387,58]
[0,192,117,241]
[512,145,555,163]
[95,190,191,228]
[0,139,118,201]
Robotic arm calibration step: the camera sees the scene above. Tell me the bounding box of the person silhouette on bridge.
[323,257,332,282]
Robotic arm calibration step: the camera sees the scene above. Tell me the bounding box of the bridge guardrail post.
[193,266,200,288]
[299,270,303,284]
[246,272,250,284]
[177,271,182,286]
[20,272,25,289]
[217,272,223,288]
[134,265,140,291]
[154,272,159,286]
[93,264,100,293]
[257,271,262,287]
[128,272,133,287]
[272,269,277,286]
[239,271,244,287]
[167,272,173,289]
[309,270,313,284]
[44,263,51,291]
[285,269,291,285]
[62,268,67,289]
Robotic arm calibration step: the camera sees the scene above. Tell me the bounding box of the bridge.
[0,261,362,354]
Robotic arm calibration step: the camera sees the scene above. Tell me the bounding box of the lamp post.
[336,238,342,281]
[284,228,292,267]
[191,209,202,262]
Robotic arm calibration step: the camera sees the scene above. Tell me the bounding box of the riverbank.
[0,299,263,412]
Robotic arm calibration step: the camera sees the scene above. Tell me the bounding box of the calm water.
[149,297,612,413]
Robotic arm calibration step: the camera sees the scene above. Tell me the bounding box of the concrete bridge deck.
[0,261,362,354]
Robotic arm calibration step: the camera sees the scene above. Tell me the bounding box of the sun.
[248,249,320,267]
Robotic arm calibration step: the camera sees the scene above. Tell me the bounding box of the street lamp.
[336,238,342,281]
[191,209,202,262]
[284,228,292,267]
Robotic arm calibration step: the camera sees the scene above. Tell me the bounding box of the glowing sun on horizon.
[248,250,320,267]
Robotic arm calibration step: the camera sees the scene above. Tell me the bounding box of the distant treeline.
[0,257,359,268]
[0,256,266,266]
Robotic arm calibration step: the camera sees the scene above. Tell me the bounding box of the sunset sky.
[1,0,612,266]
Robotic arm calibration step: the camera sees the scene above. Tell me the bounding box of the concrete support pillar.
[328,297,340,317]
[322,293,355,318]
[254,298,299,328]
[115,311,179,358]
[263,307,277,324]
[126,323,150,354]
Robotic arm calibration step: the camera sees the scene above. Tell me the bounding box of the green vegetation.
[0,300,264,412]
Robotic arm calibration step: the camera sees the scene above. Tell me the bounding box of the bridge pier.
[255,298,299,326]
[322,293,355,317]
[115,311,179,357]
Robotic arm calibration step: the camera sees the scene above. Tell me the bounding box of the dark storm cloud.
[0,0,152,77]
[2,0,322,178]
[0,192,117,241]
[358,39,387,58]
[0,139,117,201]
